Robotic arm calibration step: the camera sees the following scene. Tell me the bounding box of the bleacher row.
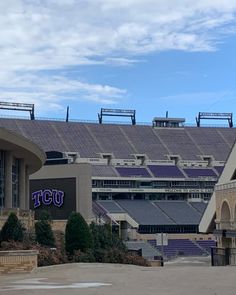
[92,164,222,178]
[148,239,216,258]
[125,239,216,260]
[94,200,216,258]
[95,200,207,225]
[0,118,236,161]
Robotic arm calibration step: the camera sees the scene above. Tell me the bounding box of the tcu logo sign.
[32,189,64,209]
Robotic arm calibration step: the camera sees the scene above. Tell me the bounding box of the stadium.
[1,102,236,262]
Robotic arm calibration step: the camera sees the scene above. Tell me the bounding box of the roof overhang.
[0,127,46,174]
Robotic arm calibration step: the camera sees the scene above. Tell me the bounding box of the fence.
[211,247,236,266]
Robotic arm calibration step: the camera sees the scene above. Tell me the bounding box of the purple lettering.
[42,189,53,205]
[32,189,65,208]
[32,190,42,208]
[52,190,64,207]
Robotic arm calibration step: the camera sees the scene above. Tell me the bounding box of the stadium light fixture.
[98,108,136,125]
[0,101,35,120]
[196,112,233,128]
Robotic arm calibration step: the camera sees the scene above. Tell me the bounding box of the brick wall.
[0,250,38,275]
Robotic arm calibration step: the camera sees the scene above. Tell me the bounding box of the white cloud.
[0,0,236,112]
[0,74,126,114]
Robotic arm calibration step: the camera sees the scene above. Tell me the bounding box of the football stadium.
[1,102,236,262]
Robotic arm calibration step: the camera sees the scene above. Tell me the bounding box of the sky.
[0,0,236,124]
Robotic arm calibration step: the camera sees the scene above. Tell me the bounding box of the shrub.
[35,211,55,247]
[65,212,93,255]
[36,245,67,266]
[72,249,96,263]
[37,210,52,222]
[0,212,25,243]
[103,248,126,263]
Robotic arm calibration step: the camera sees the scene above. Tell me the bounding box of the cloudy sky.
[0,0,236,124]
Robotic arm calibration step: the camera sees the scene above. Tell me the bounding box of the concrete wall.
[30,163,92,222]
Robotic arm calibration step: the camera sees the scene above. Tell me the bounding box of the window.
[153,181,169,188]
[171,181,183,187]
[12,158,20,208]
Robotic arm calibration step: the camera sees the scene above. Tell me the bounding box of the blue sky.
[0,0,236,124]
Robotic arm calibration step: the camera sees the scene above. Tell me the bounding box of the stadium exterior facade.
[0,126,45,229]
[0,127,45,209]
[0,116,236,239]
[203,141,236,248]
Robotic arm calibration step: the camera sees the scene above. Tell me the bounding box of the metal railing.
[211,247,236,266]
[0,113,233,128]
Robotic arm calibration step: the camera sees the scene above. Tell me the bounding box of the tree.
[65,212,93,255]
[90,222,112,249]
[0,212,25,243]
[35,210,55,247]
[89,222,126,262]
[90,222,125,250]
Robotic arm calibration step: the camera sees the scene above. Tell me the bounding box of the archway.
[221,200,231,230]
[220,201,232,249]
[234,203,236,221]
[221,201,231,222]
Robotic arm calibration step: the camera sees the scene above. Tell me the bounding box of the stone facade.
[215,181,236,248]
[0,250,38,275]
[51,220,67,232]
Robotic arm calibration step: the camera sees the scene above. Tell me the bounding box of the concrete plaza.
[0,260,236,295]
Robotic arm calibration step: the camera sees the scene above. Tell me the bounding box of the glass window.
[12,158,20,208]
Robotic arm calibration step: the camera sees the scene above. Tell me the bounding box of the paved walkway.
[0,262,236,295]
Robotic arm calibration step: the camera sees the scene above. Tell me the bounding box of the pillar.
[4,151,13,208]
[77,163,92,221]
[24,166,29,210]
[19,159,26,209]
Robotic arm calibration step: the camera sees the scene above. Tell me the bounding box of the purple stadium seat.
[116,167,151,177]
[183,168,217,178]
[148,239,204,258]
[148,165,185,178]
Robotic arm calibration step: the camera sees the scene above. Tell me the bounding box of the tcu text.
[32,189,64,208]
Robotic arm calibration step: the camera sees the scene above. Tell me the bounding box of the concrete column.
[4,151,13,208]
[77,163,92,221]
[24,166,29,210]
[19,159,26,209]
